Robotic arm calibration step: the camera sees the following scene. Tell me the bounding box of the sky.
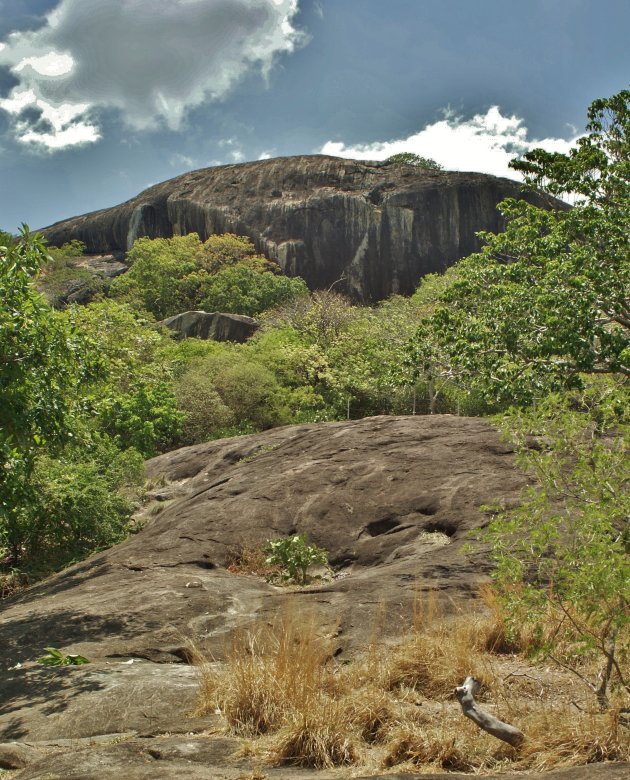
[0,0,628,233]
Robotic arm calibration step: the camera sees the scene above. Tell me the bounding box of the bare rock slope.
[39,155,555,301]
[2,415,626,779]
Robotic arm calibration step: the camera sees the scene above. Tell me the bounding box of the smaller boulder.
[76,253,128,279]
[158,311,259,343]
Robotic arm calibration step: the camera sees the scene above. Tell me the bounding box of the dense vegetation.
[1,91,628,707]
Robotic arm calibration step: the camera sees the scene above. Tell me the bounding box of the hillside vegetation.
[1,90,628,750]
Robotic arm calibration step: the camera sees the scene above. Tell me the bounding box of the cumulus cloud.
[321,107,580,180]
[0,0,304,150]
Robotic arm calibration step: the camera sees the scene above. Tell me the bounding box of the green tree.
[23,439,143,570]
[63,299,182,457]
[423,89,630,406]
[485,388,630,710]
[109,234,202,318]
[110,232,301,319]
[248,327,332,423]
[199,263,308,317]
[173,349,291,443]
[385,152,443,170]
[0,227,97,562]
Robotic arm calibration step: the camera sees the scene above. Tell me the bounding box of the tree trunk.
[455,676,525,747]
[428,376,436,414]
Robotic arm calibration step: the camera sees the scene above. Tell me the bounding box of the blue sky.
[0,0,628,233]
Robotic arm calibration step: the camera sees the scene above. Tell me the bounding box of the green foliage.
[64,299,164,387]
[421,88,630,406]
[0,229,16,248]
[173,359,236,445]
[384,152,443,170]
[265,535,329,585]
[485,386,630,708]
[175,349,291,440]
[37,647,90,666]
[248,327,332,422]
[110,233,203,318]
[4,436,143,572]
[199,263,309,317]
[0,227,97,562]
[38,240,96,309]
[110,232,307,319]
[62,300,182,458]
[99,380,183,457]
[46,240,87,262]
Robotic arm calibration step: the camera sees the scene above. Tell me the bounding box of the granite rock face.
[38,155,557,302]
[157,310,259,342]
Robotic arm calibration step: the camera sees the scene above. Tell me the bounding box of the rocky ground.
[1,415,627,779]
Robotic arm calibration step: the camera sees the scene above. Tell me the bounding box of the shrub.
[265,535,329,585]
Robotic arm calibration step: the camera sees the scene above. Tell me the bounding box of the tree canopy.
[420,89,629,405]
[384,152,443,170]
[110,232,309,319]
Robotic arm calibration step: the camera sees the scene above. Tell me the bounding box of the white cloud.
[321,107,580,180]
[14,51,74,76]
[0,0,304,150]
[169,152,196,169]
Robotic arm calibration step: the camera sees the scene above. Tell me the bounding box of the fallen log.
[454,676,525,747]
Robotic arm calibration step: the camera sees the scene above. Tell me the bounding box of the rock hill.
[39,155,555,301]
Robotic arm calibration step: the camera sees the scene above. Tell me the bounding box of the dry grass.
[270,704,359,768]
[196,592,630,773]
[197,606,337,736]
[0,569,30,599]
[517,707,630,771]
[226,543,281,579]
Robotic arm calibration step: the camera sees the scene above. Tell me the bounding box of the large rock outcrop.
[1,415,525,675]
[38,155,558,302]
[1,415,628,779]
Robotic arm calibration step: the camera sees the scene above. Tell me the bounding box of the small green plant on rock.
[37,647,90,666]
[265,535,329,586]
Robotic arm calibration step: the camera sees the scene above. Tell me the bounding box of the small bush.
[265,535,329,585]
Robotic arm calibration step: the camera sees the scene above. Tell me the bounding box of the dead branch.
[454,676,525,748]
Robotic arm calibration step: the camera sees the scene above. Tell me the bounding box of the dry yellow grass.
[196,592,630,773]
[226,543,281,579]
[197,605,337,737]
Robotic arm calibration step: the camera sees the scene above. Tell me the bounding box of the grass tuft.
[270,704,359,768]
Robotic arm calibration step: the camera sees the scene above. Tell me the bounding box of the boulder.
[0,415,525,677]
[38,155,565,302]
[157,310,259,342]
[76,253,128,279]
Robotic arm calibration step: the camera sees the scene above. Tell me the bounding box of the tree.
[423,89,630,406]
[110,232,303,319]
[109,234,202,318]
[485,389,629,710]
[385,152,443,170]
[199,264,308,317]
[0,227,97,561]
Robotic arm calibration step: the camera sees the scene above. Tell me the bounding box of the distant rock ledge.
[39,154,561,302]
[158,311,259,343]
